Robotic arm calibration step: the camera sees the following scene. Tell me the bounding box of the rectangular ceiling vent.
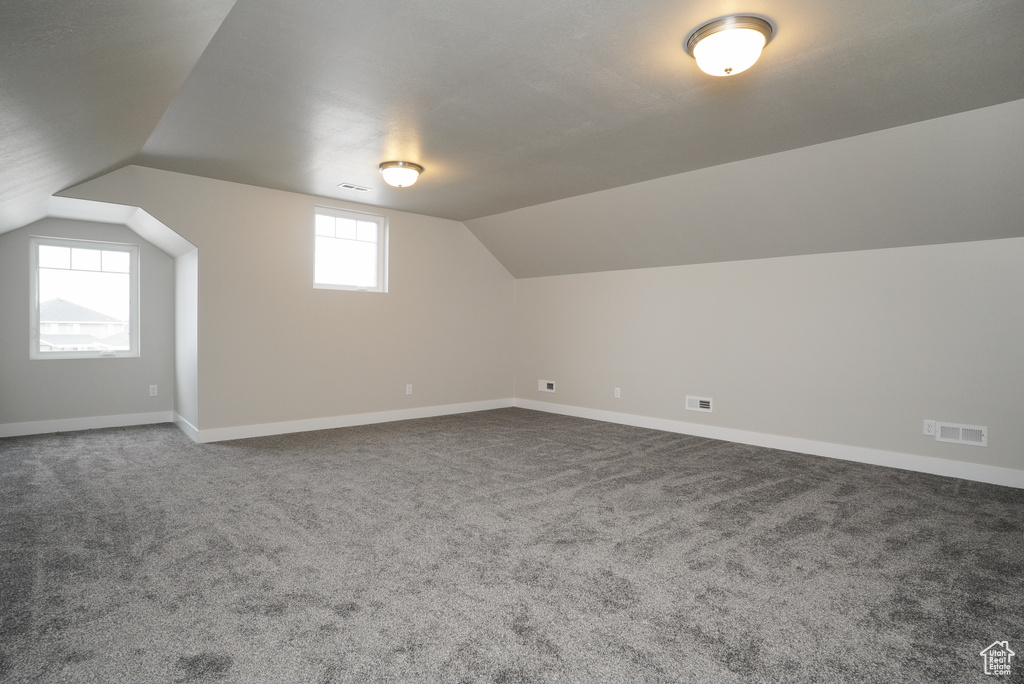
[337,182,371,192]
[935,422,987,447]
[685,396,712,413]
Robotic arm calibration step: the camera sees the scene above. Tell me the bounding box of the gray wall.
[66,167,516,431]
[0,218,175,423]
[515,238,1024,470]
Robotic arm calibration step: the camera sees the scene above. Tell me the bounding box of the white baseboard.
[0,411,175,438]
[514,399,1024,489]
[8,400,1019,490]
[173,413,200,442]
[191,398,515,443]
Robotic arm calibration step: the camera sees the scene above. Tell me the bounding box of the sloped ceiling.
[465,101,1024,277]
[2,0,1023,273]
[0,0,236,230]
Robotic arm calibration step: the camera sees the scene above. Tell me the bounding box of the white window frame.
[29,236,140,360]
[313,205,388,293]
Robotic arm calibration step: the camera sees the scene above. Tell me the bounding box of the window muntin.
[30,237,140,359]
[314,206,387,292]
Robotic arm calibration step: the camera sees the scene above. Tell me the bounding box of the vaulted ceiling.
[3,0,1023,270]
[0,0,236,229]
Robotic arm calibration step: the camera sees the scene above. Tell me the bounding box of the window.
[30,236,140,359]
[314,206,387,292]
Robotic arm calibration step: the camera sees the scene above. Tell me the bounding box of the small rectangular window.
[314,206,387,292]
[30,236,140,359]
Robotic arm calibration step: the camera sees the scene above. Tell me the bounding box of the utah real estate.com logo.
[980,641,1015,676]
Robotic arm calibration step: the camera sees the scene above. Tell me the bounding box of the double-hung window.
[29,236,140,359]
[314,206,387,292]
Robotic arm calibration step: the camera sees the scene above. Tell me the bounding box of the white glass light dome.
[378,161,423,188]
[686,16,773,77]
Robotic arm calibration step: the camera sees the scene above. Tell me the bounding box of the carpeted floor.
[1,408,1022,683]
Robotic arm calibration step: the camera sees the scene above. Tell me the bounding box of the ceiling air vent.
[685,396,712,413]
[935,422,987,447]
[337,182,371,192]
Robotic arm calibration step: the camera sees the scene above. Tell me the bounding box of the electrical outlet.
[406,384,413,395]
[923,420,935,436]
[614,387,621,399]
[149,385,158,397]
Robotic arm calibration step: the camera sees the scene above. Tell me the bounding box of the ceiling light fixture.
[685,15,773,77]
[378,161,423,188]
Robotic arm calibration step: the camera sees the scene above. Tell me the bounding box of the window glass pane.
[32,238,138,358]
[315,214,335,237]
[102,250,130,273]
[314,207,386,291]
[356,221,377,243]
[71,247,102,272]
[38,267,131,352]
[38,245,70,269]
[335,218,357,240]
[347,240,377,287]
[315,236,376,288]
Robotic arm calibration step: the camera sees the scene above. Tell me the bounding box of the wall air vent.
[685,396,712,413]
[935,422,987,447]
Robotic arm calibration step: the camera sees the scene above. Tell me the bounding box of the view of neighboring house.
[38,298,129,352]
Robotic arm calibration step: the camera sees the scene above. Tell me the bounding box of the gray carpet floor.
[1,408,1022,683]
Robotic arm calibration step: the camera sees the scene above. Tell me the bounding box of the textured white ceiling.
[0,0,236,229]
[130,0,1024,221]
[2,0,1022,272]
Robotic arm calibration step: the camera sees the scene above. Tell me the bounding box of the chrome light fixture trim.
[378,161,424,188]
[685,15,774,77]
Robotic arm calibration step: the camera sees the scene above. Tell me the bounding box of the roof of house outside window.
[40,299,121,323]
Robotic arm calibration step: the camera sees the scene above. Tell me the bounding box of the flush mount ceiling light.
[685,15,773,77]
[378,161,423,188]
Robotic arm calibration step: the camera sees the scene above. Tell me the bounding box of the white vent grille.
[935,422,987,447]
[538,380,556,393]
[337,182,371,192]
[685,396,712,413]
